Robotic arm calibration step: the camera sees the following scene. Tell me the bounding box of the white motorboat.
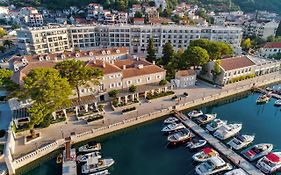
[256,152,281,174]
[213,123,242,140]
[186,139,207,149]
[82,157,115,174]
[241,143,273,161]
[227,134,255,150]
[164,117,178,124]
[192,147,219,162]
[195,156,232,175]
[89,170,110,175]
[206,119,227,132]
[77,152,102,163]
[256,94,270,104]
[188,110,203,118]
[161,123,185,133]
[224,168,247,175]
[196,114,217,124]
[79,141,101,153]
[167,128,193,144]
[274,100,281,106]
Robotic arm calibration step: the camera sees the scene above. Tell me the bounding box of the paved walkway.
[176,112,264,175]
[11,72,281,158]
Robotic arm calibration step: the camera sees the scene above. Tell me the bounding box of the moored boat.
[164,117,178,124]
[196,114,217,124]
[82,157,115,174]
[77,152,102,163]
[224,168,247,175]
[206,119,227,132]
[161,123,185,133]
[167,128,193,144]
[89,170,110,175]
[227,134,255,150]
[256,94,270,104]
[213,123,242,140]
[274,100,281,106]
[188,110,203,118]
[186,139,207,149]
[195,156,232,175]
[256,152,281,174]
[192,147,219,162]
[79,141,102,153]
[241,143,273,161]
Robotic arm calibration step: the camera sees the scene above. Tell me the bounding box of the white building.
[243,20,279,39]
[171,69,196,88]
[16,24,243,56]
[0,6,9,19]
[19,7,44,27]
[259,42,281,58]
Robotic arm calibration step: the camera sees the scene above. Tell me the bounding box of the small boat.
[167,128,193,144]
[79,141,102,153]
[227,134,255,150]
[89,170,110,175]
[188,110,203,118]
[161,123,185,133]
[224,168,247,175]
[196,114,217,124]
[213,123,242,140]
[256,94,270,104]
[256,152,281,174]
[195,156,232,175]
[82,157,115,174]
[56,153,63,164]
[206,119,227,132]
[192,147,219,162]
[241,143,273,161]
[77,152,102,163]
[186,139,207,149]
[266,87,273,92]
[274,100,281,106]
[164,117,178,124]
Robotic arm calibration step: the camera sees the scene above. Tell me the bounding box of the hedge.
[146,91,175,100]
[122,106,136,113]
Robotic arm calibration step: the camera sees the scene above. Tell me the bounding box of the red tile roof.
[263,42,281,49]
[220,56,255,71]
[122,65,165,78]
[176,69,196,77]
[85,60,121,74]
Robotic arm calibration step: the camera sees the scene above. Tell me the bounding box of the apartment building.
[258,42,281,58]
[17,24,243,56]
[243,20,279,39]
[19,7,44,27]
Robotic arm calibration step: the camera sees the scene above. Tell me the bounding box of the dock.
[255,87,281,99]
[174,111,265,175]
[62,141,77,175]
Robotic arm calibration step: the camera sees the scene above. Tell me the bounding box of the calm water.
[22,86,281,175]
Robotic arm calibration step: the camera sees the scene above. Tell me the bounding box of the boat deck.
[174,111,265,175]
[62,148,77,175]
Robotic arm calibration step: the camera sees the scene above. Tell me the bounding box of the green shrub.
[122,106,136,113]
[112,100,118,107]
[159,79,168,86]
[129,85,137,92]
[98,104,104,111]
[108,89,119,98]
[0,130,6,138]
[146,91,175,100]
[87,115,103,122]
[39,115,52,128]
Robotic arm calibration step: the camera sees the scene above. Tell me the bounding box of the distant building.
[171,69,196,88]
[259,42,281,58]
[133,18,145,25]
[0,6,9,19]
[116,12,128,24]
[243,20,279,39]
[19,7,44,27]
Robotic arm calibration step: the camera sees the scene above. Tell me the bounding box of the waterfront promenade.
[175,111,264,175]
[1,71,281,174]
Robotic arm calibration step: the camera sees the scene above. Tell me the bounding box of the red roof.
[220,56,255,71]
[134,18,144,22]
[263,42,281,49]
[266,153,280,163]
[202,147,213,154]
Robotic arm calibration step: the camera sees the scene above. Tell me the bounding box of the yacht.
[224,168,247,175]
[256,94,270,104]
[161,123,185,133]
[241,143,273,161]
[79,142,102,153]
[186,139,207,149]
[192,147,219,162]
[195,156,232,175]
[82,157,115,174]
[77,152,102,163]
[188,110,203,118]
[167,128,193,144]
[196,114,217,124]
[256,152,281,174]
[274,100,281,106]
[213,123,242,140]
[89,170,110,175]
[206,119,227,132]
[227,134,255,150]
[164,117,178,124]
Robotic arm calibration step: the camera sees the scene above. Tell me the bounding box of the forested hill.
[233,0,281,14]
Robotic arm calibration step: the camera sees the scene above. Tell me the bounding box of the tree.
[159,79,168,86]
[0,45,5,53]
[55,59,103,103]
[241,38,252,51]
[212,59,222,81]
[276,22,281,37]
[184,46,209,68]
[0,69,13,86]
[146,38,156,62]
[23,68,72,128]
[129,85,137,92]
[161,42,174,66]
[3,40,13,48]
[134,11,143,18]
[108,89,119,98]
[0,28,7,38]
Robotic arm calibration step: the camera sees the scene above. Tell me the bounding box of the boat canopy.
[203,147,214,154]
[266,153,280,163]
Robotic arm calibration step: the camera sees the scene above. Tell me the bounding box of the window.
[147,77,151,81]
[137,79,142,83]
[117,82,122,87]
[127,80,132,85]
[156,75,161,79]
[109,83,115,88]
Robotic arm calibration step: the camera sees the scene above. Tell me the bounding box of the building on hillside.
[243,20,279,39]
[202,55,280,85]
[133,18,145,25]
[115,12,128,24]
[16,24,243,56]
[171,69,197,88]
[0,6,9,19]
[129,4,142,18]
[19,7,44,27]
[258,42,281,58]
